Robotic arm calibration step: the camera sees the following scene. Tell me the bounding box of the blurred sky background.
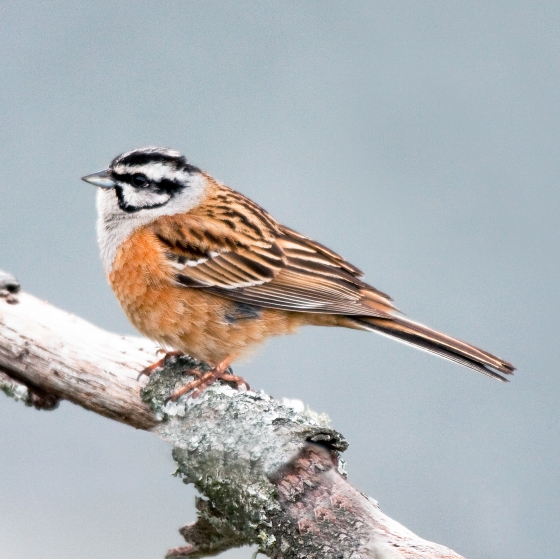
[1,2,559,558]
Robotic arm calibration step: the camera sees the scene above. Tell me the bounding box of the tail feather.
[354,315,515,381]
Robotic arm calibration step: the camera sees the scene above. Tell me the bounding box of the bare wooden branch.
[0,270,467,559]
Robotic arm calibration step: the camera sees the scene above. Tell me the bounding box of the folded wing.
[150,211,396,317]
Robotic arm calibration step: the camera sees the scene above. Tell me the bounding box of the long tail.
[353,315,515,381]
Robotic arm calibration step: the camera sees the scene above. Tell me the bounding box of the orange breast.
[108,226,313,364]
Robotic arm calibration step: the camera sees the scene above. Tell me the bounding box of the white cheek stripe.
[120,183,170,208]
[96,173,208,274]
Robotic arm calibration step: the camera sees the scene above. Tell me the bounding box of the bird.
[82,146,514,399]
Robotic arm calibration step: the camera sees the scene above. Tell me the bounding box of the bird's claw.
[137,350,184,381]
[166,365,249,402]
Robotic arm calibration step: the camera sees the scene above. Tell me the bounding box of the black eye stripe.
[112,172,187,194]
[112,172,143,185]
[112,172,152,188]
[158,177,186,193]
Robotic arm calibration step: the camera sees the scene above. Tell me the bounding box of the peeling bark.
[0,270,467,558]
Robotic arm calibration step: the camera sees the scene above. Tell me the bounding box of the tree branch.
[0,270,466,558]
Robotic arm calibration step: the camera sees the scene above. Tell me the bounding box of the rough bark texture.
[0,270,467,559]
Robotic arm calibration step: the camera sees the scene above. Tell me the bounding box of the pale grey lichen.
[140,355,348,557]
[0,373,30,403]
[337,457,348,479]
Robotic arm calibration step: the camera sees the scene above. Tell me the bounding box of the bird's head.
[82,146,203,214]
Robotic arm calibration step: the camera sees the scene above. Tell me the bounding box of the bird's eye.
[131,173,148,187]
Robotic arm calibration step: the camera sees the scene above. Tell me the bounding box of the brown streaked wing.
[205,272,392,315]
[150,214,285,288]
[150,200,396,317]
[180,248,284,288]
[280,225,366,277]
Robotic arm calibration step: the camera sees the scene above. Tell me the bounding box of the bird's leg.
[168,356,249,401]
[138,350,185,381]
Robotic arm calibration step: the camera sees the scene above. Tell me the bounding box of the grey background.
[0,1,558,558]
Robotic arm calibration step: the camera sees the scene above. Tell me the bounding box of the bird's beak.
[81,169,116,189]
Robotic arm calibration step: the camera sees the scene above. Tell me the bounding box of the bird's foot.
[138,350,184,381]
[168,359,249,401]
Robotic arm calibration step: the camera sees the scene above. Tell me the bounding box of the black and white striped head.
[84,147,209,273]
[82,147,202,213]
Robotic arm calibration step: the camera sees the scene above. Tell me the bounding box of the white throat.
[96,173,207,274]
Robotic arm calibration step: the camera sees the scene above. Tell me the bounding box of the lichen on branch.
[141,355,348,556]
